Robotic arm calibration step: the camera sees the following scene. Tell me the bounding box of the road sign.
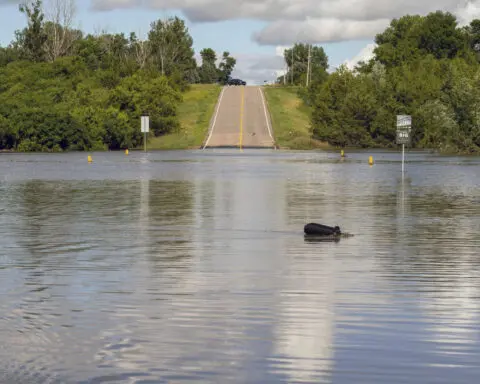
[141,115,149,133]
[396,127,411,144]
[397,115,411,127]
[396,115,411,145]
[396,115,412,173]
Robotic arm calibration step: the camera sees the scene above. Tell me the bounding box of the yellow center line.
[239,86,244,151]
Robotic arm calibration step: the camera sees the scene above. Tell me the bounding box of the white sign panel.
[141,116,149,133]
[397,115,412,128]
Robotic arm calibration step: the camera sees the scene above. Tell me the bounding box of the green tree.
[1,5,238,152]
[218,51,236,83]
[282,43,328,85]
[0,114,17,149]
[462,19,480,62]
[128,32,150,70]
[148,16,196,78]
[441,59,480,152]
[0,47,21,67]
[306,11,480,153]
[43,0,80,62]
[109,72,182,140]
[417,11,464,59]
[415,99,458,150]
[198,48,218,83]
[16,0,47,62]
[311,65,356,146]
[374,15,423,67]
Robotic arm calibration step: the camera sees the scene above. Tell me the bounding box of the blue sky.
[1,0,478,84]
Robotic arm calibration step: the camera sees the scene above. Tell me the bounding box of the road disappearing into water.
[203,86,275,149]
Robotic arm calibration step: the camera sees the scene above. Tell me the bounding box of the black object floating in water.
[304,223,342,236]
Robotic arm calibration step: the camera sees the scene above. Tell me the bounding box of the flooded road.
[0,149,479,383]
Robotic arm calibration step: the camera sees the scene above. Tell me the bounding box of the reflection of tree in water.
[147,180,194,225]
[10,179,195,261]
[8,179,197,284]
[369,183,480,361]
[6,179,149,303]
[374,187,480,276]
[87,177,270,382]
[2,180,146,382]
[1,178,199,381]
[10,180,147,264]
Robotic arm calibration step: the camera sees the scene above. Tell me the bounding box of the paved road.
[203,86,275,148]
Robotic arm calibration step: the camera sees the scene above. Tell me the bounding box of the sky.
[1,0,480,84]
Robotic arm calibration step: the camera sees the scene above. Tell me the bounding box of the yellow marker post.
[341,149,345,157]
[125,149,129,155]
[369,156,374,166]
[239,86,244,151]
[88,155,92,163]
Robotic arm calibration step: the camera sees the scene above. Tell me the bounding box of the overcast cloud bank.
[2,0,480,83]
[86,0,480,45]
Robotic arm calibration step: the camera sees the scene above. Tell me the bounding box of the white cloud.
[455,0,480,25]
[275,45,290,57]
[91,0,474,23]
[344,42,376,70]
[91,0,480,44]
[229,52,285,85]
[253,18,390,45]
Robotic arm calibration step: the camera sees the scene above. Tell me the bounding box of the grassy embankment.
[147,84,222,150]
[263,86,329,150]
[147,84,329,150]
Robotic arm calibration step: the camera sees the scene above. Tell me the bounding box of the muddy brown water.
[0,149,479,383]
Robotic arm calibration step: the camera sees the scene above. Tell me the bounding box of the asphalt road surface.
[203,86,275,148]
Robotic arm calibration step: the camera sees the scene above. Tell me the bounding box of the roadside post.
[396,115,411,173]
[141,114,149,152]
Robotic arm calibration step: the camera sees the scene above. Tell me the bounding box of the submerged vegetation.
[0,0,236,152]
[277,11,480,154]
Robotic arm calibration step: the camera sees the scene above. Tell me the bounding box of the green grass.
[263,85,329,150]
[148,84,222,150]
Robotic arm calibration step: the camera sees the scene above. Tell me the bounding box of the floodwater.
[0,149,479,384]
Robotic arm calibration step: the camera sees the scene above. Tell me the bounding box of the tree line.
[278,11,480,154]
[0,0,236,151]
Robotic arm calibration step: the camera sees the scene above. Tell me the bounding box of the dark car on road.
[226,77,246,86]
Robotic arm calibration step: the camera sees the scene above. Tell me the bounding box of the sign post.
[141,114,149,152]
[396,115,412,173]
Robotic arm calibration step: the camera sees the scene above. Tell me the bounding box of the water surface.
[0,149,479,383]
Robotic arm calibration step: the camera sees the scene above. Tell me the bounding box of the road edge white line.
[258,87,275,149]
[202,86,226,149]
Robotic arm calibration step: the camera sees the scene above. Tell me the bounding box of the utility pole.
[306,43,311,87]
[291,46,294,85]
